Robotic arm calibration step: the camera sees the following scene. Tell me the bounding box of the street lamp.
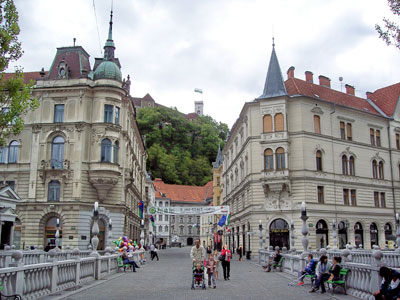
[55,218,60,252]
[332,220,337,249]
[300,202,309,253]
[396,213,400,251]
[90,202,100,257]
[259,220,263,249]
[290,219,296,252]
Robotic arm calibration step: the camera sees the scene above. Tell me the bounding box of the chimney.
[287,66,295,79]
[366,91,372,99]
[345,84,355,96]
[318,75,331,88]
[305,71,313,83]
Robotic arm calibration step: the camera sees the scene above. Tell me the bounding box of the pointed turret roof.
[104,10,115,61]
[258,42,287,99]
[212,144,223,168]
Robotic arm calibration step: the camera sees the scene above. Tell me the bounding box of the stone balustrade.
[0,248,145,299]
[259,248,392,300]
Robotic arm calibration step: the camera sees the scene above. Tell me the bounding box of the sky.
[8,0,400,128]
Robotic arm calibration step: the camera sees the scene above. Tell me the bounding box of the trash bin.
[246,251,252,260]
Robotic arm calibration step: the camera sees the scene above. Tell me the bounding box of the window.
[316,150,322,171]
[100,138,112,162]
[340,122,346,139]
[171,216,175,223]
[113,141,119,164]
[197,216,200,224]
[104,105,113,123]
[264,149,274,170]
[159,225,162,232]
[115,107,120,125]
[317,186,324,204]
[51,136,64,169]
[370,129,375,146]
[374,192,380,207]
[275,147,285,170]
[8,141,18,163]
[188,226,192,234]
[342,155,348,175]
[274,114,284,131]
[48,180,61,201]
[381,192,386,208]
[159,215,163,221]
[263,115,272,133]
[0,180,15,191]
[179,226,184,234]
[397,134,400,150]
[349,156,355,176]
[346,123,352,141]
[0,147,6,163]
[372,160,378,179]
[179,217,183,223]
[188,216,192,223]
[165,225,168,232]
[343,189,349,205]
[376,130,381,147]
[378,161,384,179]
[165,215,169,221]
[54,104,64,123]
[351,189,357,206]
[314,115,321,134]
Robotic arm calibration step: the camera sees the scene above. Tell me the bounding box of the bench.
[326,268,349,295]
[272,256,284,272]
[0,281,21,300]
[304,273,316,286]
[116,256,133,272]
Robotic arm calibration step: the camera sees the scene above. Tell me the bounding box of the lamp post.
[332,220,338,249]
[90,202,100,257]
[396,213,400,252]
[259,220,263,249]
[300,202,309,253]
[290,219,296,252]
[55,218,60,252]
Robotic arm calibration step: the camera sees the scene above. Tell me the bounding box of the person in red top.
[221,244,232,280]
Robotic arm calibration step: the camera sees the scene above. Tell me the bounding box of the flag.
[217,215,226,227]
[138,201,144,219]
[149,215,155,228]
[226,213,231,226]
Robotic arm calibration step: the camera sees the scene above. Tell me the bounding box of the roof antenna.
[272,25,275,48]
[73,38,76,47]
[339,76,344,92]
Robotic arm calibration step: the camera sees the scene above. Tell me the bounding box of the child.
[206,253,217,288]
[193,263,204,285]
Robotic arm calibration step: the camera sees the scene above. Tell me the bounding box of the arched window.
[263,115,272,133]
[342,155,348,175]
[372,160,378,179]
[338,221,348,249]
[8,140,18,163]
[276,148,285,170]
[354,222,364,248]
[349,156,355,176]
[48,180,61,202]
[316,150,322,171]
[113,141,119,164]
[316,220,328,249]
[370,223,379,248]
[314,115,321,134]
[274,113,284,132]
[378,161,384,179]
[51,136,64,169]
[101,138,112,162]
[264,149,274,171]
[44,217,62,249]
[269,219,289,249]
[385,223,393,244]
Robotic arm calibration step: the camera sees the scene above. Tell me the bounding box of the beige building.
[222,45,400,253]
[0,12,147,250]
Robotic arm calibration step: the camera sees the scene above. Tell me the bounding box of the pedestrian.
[190,239,206,265]
[153,245,159,261]
[206,245,212,255]
[221,244,232,280]
[238,246,243,261]
[206,253,217,288]
[213,249,220,280]
[150,244,155,260]
[373,266,400,300]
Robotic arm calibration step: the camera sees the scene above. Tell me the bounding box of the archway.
[187,237,193,246]
[269,219,289,249]
[354,222,364,248]
[338,221,347,249]
[316,220,328,249]
[44,217,62,249]
[370,223,379,248]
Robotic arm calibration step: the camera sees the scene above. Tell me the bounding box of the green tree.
[376,0,400,49]
[0,0,38,146]
[137,106,229,186]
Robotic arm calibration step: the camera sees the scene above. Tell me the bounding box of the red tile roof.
[153,178,213,203]
[368,82,400,117]
[3,71,48,84]
[284,77,380,115]
[185,112,198,120]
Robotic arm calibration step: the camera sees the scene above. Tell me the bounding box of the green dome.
[94,60,122,81]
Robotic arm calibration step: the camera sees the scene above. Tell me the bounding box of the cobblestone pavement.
[62,247,357,300]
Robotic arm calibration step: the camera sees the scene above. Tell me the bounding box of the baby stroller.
[191,262,206,290]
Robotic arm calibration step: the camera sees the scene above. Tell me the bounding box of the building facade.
[222,45,400,253]
[0,12,147,250]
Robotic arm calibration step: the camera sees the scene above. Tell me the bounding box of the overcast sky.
[8,0,400,127]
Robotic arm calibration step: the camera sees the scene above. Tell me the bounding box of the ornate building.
[0,12,147,250]
[222,43,400,253]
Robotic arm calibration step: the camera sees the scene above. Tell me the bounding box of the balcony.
[88,162,121,202]
[39,159,70,184]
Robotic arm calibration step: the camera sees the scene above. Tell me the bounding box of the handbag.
[218,254,225,261]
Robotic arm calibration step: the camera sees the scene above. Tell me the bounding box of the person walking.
[238,246,243,261]
[153,245,159,261]
[221,244,232,280]
[150,244,156,260]
[213,249,220,280]
[206,253,217,288]
[190,239,206,265]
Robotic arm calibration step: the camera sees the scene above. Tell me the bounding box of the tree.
[376,0,400,49]
[0,0,38,146]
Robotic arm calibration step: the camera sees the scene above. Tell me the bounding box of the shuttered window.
[274,113,284,132]
[263,115,272,133]
[314,115,321,134]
